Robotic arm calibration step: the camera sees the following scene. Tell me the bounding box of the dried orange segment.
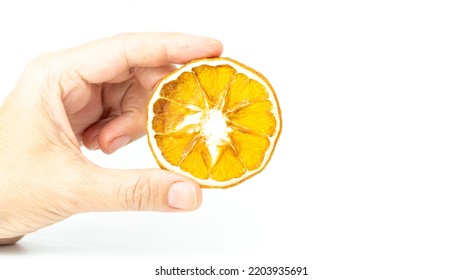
[211,145,246,182]
[147,57,282,188]
[225,73,268,111]
[192,64,236,107]
[230,130,270,171]
[179,137,211,180]
[154,129,198,165]
[227,100,277,137]
[159,72,205,109]
[152,98,199,134]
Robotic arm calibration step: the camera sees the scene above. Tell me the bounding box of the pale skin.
[0,33,223,245]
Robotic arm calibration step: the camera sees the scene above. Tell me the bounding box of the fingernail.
[168,182,197,210]
[89,136,99,150]
[109,136,131,153]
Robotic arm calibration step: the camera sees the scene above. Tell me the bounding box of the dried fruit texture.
[147,58,282,188]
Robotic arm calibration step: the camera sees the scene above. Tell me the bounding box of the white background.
[1,1,462,279]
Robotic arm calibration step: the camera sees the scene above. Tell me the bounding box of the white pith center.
[200,108,230,163]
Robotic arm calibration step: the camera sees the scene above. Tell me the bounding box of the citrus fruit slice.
[147,57,282,188]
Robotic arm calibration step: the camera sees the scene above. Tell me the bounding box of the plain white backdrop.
[0,1,461,279]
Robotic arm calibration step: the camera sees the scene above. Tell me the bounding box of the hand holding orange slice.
[147,58,281,188]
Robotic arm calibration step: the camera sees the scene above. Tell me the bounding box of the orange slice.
[147,57,282,188]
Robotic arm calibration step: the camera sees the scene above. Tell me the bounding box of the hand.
[0,33,223,245]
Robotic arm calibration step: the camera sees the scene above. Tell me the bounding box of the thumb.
[74,165,202,213]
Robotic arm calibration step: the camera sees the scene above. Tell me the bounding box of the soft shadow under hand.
[0,243,29,255]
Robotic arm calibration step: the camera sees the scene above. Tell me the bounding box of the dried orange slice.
[147,57,281,188]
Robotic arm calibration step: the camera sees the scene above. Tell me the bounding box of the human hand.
[0,33,223,245]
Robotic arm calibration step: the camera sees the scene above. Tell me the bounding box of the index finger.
[62,32,223,84]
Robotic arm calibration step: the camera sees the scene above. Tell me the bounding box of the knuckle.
[114,32,132,39]
[113,32,135,49]
[22,51,62,86]
[120,177,159,211]
[27,52,56,71]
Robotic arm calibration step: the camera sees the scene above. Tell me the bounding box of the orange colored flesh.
[148,58,281,188]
